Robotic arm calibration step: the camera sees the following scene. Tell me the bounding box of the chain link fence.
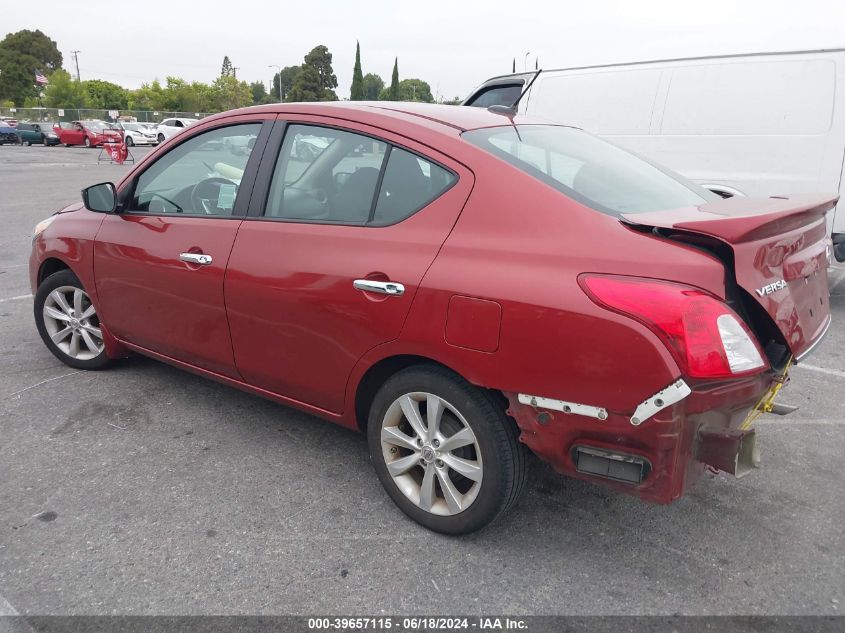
[0,107,214,124]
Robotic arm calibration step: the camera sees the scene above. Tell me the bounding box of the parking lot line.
[795,363,845,378]
[0,592,18,616]
[7,371,84,400]
[0,294,32,303]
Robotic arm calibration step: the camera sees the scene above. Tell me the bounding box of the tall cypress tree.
[388,57,399,100]
[350,41,364,100]
[221,56,233,77]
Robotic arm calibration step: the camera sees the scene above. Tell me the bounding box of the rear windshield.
[462,125,716,215]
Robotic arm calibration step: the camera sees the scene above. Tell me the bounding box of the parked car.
[54,120,122,147]
[16,122,60,146]
[0,125,20,145]
[463,49,845,261]
[29,102,834,534]
[153,117,198,144]
[116,122,158,146]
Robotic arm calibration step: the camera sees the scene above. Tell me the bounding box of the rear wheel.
[368,365,526,534]
[34,270,110,370]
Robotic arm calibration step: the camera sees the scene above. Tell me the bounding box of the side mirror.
[82,182,118,213]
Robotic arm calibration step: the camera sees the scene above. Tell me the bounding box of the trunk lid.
[622,194,837,361]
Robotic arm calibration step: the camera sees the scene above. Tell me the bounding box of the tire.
[25,140,32,146]
[34,270,111,370]
[367,365,526,534]
[84,136,92,148]
[157,133,165,144]
[125,136,134,147]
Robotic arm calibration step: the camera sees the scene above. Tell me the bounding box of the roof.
[477,47,845,85]
[216,101,531,134]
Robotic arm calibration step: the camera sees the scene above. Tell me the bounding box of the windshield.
[462,125,716,215]
[83,121,107,131]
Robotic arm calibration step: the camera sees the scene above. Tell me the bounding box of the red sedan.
[29,103,835,533]
[54,120,122,147]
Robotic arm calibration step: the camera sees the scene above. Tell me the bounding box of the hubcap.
[380,392,483,516]
[42,285,104,360]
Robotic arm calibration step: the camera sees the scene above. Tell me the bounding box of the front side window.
[462,125,716,216]
[131,123,261,216]
[266,124,456,225]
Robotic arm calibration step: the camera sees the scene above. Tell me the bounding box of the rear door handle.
[353,279,405,296]
[179,252,212,265]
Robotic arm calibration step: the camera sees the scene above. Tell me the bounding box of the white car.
[117,122,158,146]
[154,117,198,144]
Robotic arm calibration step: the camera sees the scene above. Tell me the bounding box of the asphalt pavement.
[1,144,843,616]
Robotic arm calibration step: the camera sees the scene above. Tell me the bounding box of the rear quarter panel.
[363,151,732,415]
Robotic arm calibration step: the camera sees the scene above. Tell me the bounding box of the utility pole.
[71,50,81,81]
[233,67,240,80]
[268,64,282,102]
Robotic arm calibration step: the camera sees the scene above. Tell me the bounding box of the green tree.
[396,78,433,102]
[388,58,399,100]
[82,79,128,109]
[249,81,267,105]
[43,69,86,109]
[0,29,62,105]
[221,56,233,77]
[287,45,338,102]
[350,41,364,100]
[362,73,383,101]
[272,65,299,101]
[211,75,252,111]
[127,80,166,111]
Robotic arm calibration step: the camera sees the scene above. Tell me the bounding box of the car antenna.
[487,69,542,119]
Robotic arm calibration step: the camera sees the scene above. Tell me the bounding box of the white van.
[463,49,845,260]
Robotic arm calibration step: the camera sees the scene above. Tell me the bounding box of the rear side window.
[463,125,716,216]
[265,124,456,226]
[465,83,523,108]
[373,148,456,224]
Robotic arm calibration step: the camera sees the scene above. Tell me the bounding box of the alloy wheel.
[42,285,104,361]
[380,392,483,516]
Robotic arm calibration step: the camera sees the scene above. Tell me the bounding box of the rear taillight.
[580,275,767,378]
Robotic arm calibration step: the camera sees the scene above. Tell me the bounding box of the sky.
[4,0,845,101]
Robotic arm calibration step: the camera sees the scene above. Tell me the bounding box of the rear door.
[93,116,271,377]
[225,117,473,413]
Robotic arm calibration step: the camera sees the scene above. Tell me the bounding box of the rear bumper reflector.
[694,427,760,478]
[573,445,650,485]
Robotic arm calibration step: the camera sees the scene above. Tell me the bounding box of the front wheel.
[125,136,134,147]
[368,365,526,534]
[34,270,111,370]
[84,136,92,148]
[157,133,165,144]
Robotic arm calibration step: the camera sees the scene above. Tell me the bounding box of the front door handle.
[179,252,212,265]
[353,279,405,296]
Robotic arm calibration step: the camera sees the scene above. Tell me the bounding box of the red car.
[54,120,122,147]
[29,103,835,534]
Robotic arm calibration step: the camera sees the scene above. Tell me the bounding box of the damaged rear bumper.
[505,371,776,503]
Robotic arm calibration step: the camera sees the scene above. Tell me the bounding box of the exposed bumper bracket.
[695,427,760,477]
[517,393,608,421]
[630,379,691,426]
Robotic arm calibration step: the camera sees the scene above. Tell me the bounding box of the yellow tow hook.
[739,356,793,431]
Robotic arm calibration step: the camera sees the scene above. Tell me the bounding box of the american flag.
[35,73,49,85]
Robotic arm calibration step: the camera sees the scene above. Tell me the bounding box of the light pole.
[268,64,282,102]
[523,51,531,72]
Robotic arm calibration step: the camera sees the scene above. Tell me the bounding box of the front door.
[93,119,268,377]
[225,120,473,412]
